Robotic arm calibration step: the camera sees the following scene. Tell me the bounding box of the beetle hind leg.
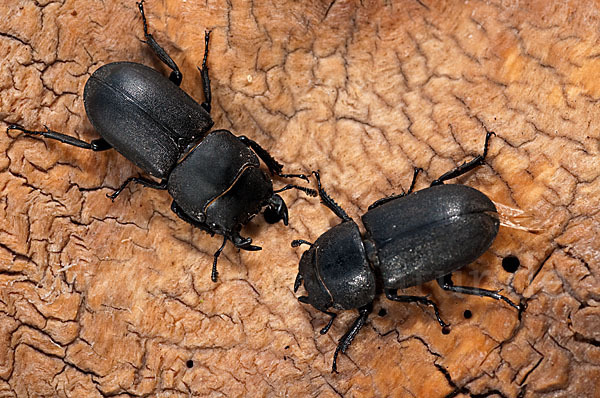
[385,288,449,328]
[137,0,183,86]
[331,304,372,373]
[7,125,112,151]
[198,30,212,113]
[107,176,167,201]
[436,274,522,311]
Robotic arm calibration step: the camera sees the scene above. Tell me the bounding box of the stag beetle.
[6,0,315,282]
[292,132,523,371]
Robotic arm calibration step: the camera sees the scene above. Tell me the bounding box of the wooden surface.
[1,0,599,397]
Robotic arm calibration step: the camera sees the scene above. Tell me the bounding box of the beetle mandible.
[292,131,523,372]
[6,0,315,282]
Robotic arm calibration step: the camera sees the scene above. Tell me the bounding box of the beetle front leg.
[332,304,372,373]
[231,232,261,252]
[431,130,495,186]
[436,274,522,311]
[107,176,167,201]
[137,0,183,86]
[210,236,228,282]
[7,125,112,151]
[237,135,310,182]
[385,288,448,328]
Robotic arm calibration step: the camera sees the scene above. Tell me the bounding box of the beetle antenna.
[313,171,352,222]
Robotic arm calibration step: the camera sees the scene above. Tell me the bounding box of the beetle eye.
[263,206,282,224]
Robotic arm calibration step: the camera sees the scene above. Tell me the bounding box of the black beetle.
[6,0,315,282]
[292,132,523,372]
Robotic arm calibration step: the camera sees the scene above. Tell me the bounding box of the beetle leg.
[210,236,228,282]
[107,176,167,201]
[319,311,337,335]
[237,135,310,182]
[431,130,495,186]
[332,304,372,373]
[368,167,423,210]
[137,0,183,86]
[266,186,316,224]
[7,125,112,151]
[291,239,313,248]
[312,171,352,222]
[197,30,212,113]
[436,274,522,311]
[231,232,261,251]
[274,184,317,197]
[385,288,449,328]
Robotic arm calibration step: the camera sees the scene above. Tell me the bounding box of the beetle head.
[294,243,334,312]
[293,221,377,312]
[263,194,289,225]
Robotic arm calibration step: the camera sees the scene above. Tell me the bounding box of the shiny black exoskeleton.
[292,132,523,372]
[7,1,315,282]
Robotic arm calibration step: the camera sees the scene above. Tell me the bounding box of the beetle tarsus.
[137,0,183,86]
[436,274,521,312]
[431,131,496,186]
[211,236,227,282]
[198,30,212,112]
[7,124,112,152]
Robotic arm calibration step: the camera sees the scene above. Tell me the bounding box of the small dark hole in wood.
[502,255,520,273]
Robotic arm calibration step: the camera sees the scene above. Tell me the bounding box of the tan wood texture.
[1,0,599,396]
